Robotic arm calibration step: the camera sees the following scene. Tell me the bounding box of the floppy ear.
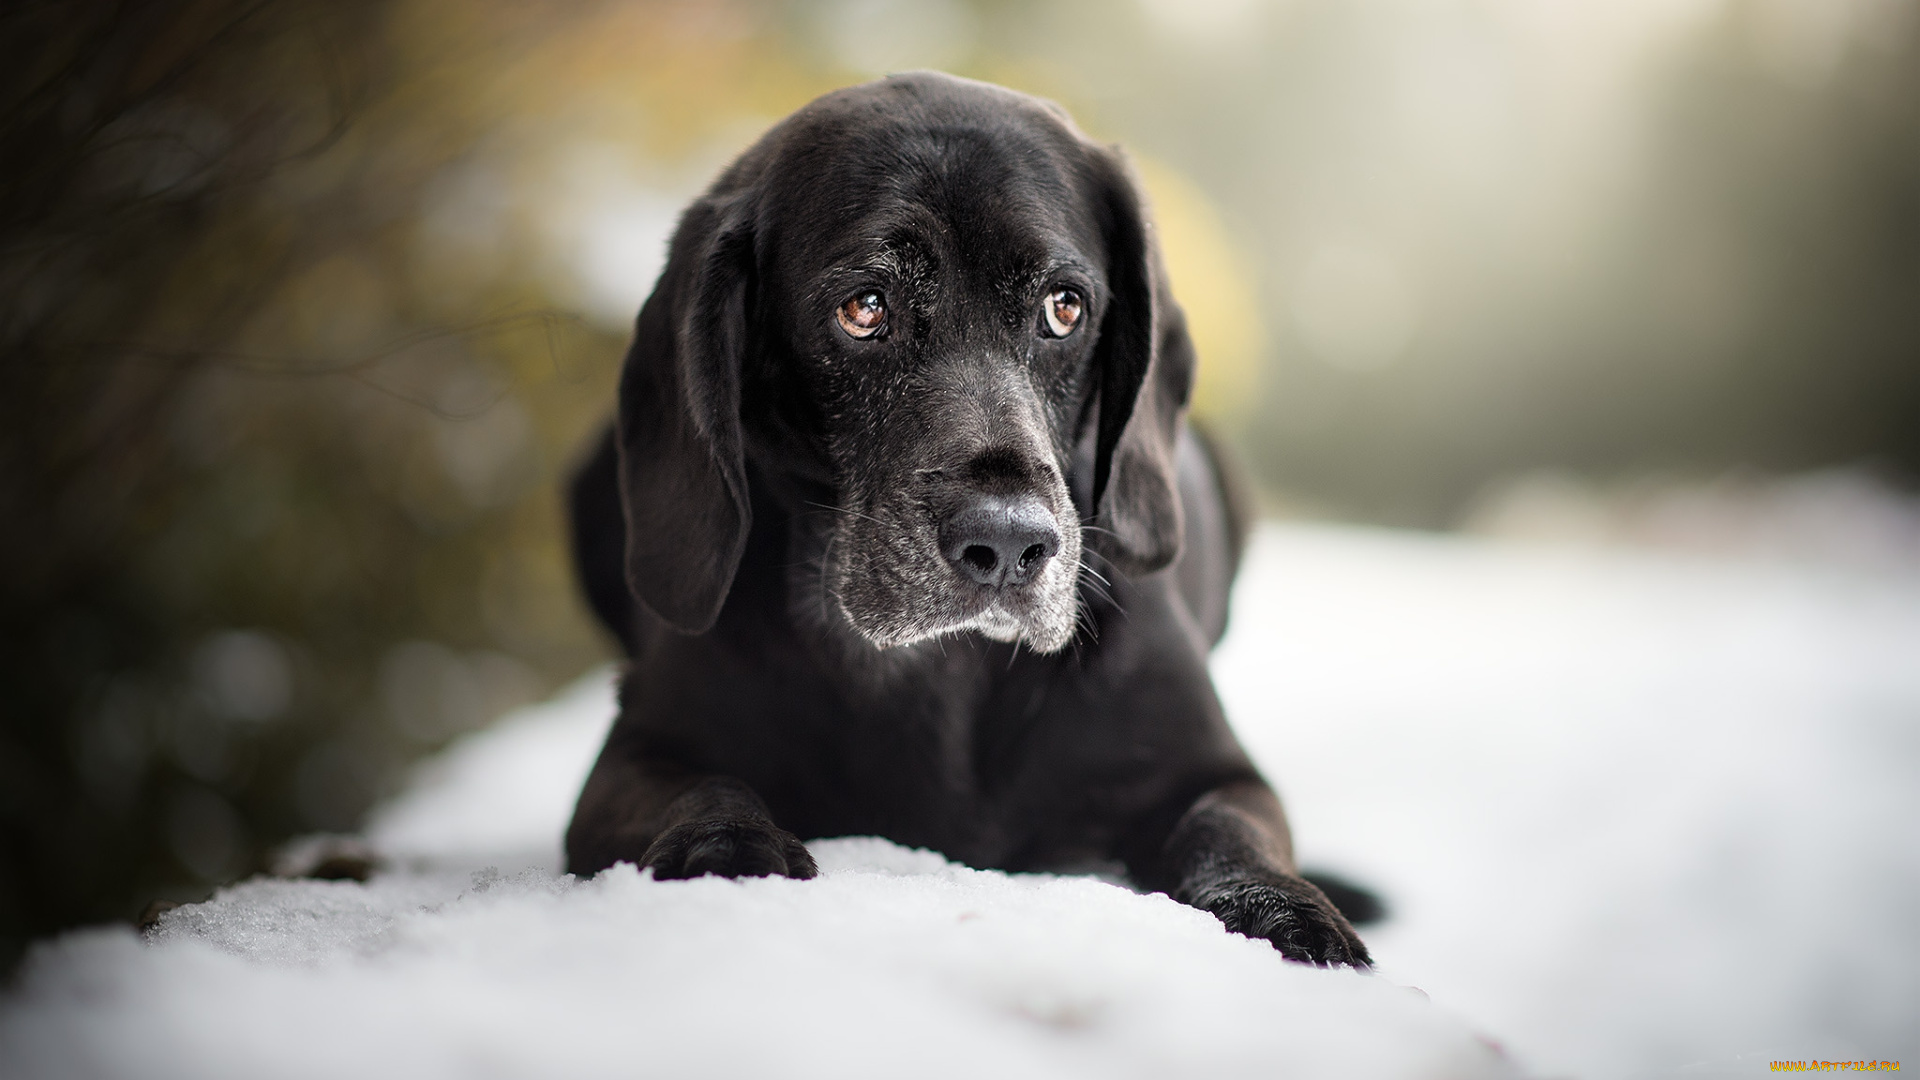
[1084,147,1195,577]
[614,195,756,633]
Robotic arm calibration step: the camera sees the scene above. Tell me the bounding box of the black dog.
[564,72,1369,968]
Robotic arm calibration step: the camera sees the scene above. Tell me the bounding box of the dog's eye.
[837,291,887,339]
[1041,288,1082,338]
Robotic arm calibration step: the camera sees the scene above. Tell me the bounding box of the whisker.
[818,531,838,626]
[1072,604,1100,649]
[1075,542,1115,574]
[1076,557,1127,623]
[806,500,890,529]
[1075,556,1116,601]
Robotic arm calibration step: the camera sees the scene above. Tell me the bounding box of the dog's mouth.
[962,606,1029,641]
[843,571,1079,653]
[941,577,1066,645]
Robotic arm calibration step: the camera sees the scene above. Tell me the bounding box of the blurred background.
[2,0,1916,967]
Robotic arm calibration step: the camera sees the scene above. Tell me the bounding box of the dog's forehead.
[754,78,1101,276]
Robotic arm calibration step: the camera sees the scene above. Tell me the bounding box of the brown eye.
[837,291,887,338]
[1042,287,1082,338]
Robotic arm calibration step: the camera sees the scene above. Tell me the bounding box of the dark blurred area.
[1,0,1914,968]
[0,0,627,965]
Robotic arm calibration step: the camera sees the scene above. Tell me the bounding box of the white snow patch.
[0,844,1501,1080]
[1214,525,1920,1076]
[6,522,1916,1078]
[365,668,615,872]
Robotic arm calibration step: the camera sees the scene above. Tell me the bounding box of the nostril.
[940,493,1061,589]
[963,545,999,576]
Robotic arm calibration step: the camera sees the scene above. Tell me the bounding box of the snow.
[1213,526,1920,1076]
[366,671,615,874]
[6,522,1918,1078]
[1,845,1503,1080]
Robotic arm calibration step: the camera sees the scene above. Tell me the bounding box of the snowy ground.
[4,523,1917,1078]
[1213,526,1920,1076]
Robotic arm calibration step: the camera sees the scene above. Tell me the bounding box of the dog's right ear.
[1081,145,1194,579]
[615,195,755,634]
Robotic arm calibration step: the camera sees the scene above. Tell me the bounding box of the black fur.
[564,73,1369,968]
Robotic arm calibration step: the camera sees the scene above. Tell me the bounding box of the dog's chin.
[959,606,1083,653]
[963,608,1029,643]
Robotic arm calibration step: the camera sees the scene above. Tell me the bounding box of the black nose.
[940,494,1061,589]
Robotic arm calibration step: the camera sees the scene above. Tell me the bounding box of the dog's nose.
[940,494,1061,589]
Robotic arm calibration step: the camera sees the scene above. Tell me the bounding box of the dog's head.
[615,73,1193,654]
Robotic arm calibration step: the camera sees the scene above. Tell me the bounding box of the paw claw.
[1188,874,1373,969]
[642,819,817,881]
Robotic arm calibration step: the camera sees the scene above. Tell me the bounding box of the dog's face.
[749,96,1114,652]
[615,74,1195,653]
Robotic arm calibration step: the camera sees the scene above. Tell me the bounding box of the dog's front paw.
[642,818,819,881]
[1186,873,1372,969]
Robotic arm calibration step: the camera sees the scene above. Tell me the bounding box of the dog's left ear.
[614,193,756,633]
[1083,146,1195,577]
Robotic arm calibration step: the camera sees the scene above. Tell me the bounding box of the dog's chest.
[629,638,1138,869]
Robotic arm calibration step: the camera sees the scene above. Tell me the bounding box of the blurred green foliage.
[0,0,630,963]
[2,0,1916,966]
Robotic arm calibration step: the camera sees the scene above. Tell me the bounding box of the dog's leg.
[1136,779,1371,968]
[565,746,816,881]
